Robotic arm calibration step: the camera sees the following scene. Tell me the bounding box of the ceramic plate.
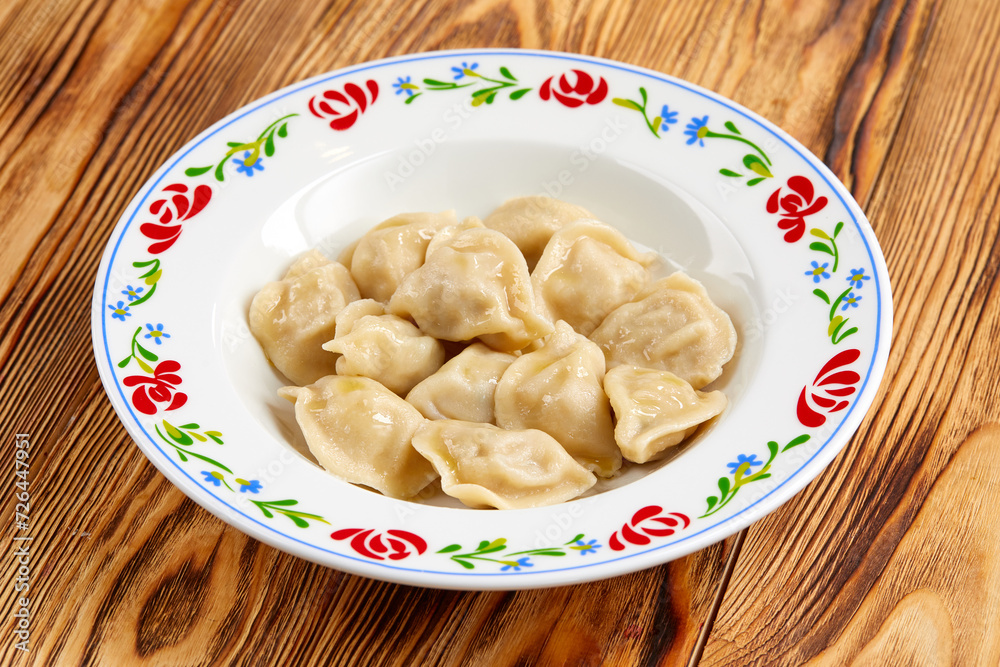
[91,49,892,590]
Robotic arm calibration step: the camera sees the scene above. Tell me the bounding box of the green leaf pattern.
[808,222,861,344]
[184,114,298,181]
[702,435,810,517]
[403,64,531,106]
[437,534,601,570]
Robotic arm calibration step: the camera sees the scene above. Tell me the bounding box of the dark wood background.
[3,0,1000,664]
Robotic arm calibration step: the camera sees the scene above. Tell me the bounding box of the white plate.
[91,49,892,589]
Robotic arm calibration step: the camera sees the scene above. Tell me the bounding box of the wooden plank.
[0,0,192,313]
[806,426,1000,665]
[702,0,1000,662]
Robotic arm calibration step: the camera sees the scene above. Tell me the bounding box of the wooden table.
[3,0,999,663]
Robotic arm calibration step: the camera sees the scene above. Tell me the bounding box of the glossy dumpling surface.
[279,376,436,499]
[423,215,485,257]
[388,227,553,351]
[349,210,458,302]
[322,299,445,395]
[495,321,621,477]
[406,343,515,423]
[249,255,359,386]
[483,196,593,269]
[532,220,656,336]
[282,248,332,279]
[604,365,727,463]
[411,420,596,509]
[590,272,737,389]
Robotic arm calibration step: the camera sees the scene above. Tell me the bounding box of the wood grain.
[0,0,997,664]
[804,426,1000,665]
[702,0,1000,663]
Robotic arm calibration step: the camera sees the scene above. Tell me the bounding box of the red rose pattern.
[796,348,861,427]
[308,80,379,131]
[139,183,212,254]
[330,527,427,560]
[539,70,608,108]
[766,175,828,243]
[123,360,188,415]
[609,506,690,551]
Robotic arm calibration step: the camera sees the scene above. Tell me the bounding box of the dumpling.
[349,210,458,302]
[532,220,656,335]
[282,248,332,279]
[604,365,727,463]
[249,255,360,386]
[279,376,437,499]
[388,227,553,351]
[423,215,485,257]
[483,196,593,269]
[322,299,445,396]
[406,343,515,423]
[494,321,621,477]
[411,420,596,509]
[590,272,737,389]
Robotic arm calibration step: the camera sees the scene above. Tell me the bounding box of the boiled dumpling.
[532,220,656,335]
[322,299,445,396]
[411,420,596,509]
[388,227,553,351]
[424,215,485,257]
[349,210,458,302]
[282,248,332,279]
[483,196,593,269]
[256,201,741,510]
[279,376,437,499]
[604,365,727,463]
[590,272,737,389]
[494,321,621,477]
[406,343,515,423]
[249,255,360,386]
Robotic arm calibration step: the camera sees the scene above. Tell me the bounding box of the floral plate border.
[92,49,892,589]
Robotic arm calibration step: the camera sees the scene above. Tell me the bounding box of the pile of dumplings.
[249,197,737,509]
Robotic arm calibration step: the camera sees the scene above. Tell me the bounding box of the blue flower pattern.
[144,322,170,345]
[806,261,831,283]
[660,105,679,132]
[727,453,763,474]
[500,556,533,572]
[233,151,263,177]
[451,61,478,79]
[239,479,263,494]
[685,115,709,146]
[108,300,131,321]
[393,76,414,96]
[122,285,144,302]
[847,268,871,289]
[201,471,222,486]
